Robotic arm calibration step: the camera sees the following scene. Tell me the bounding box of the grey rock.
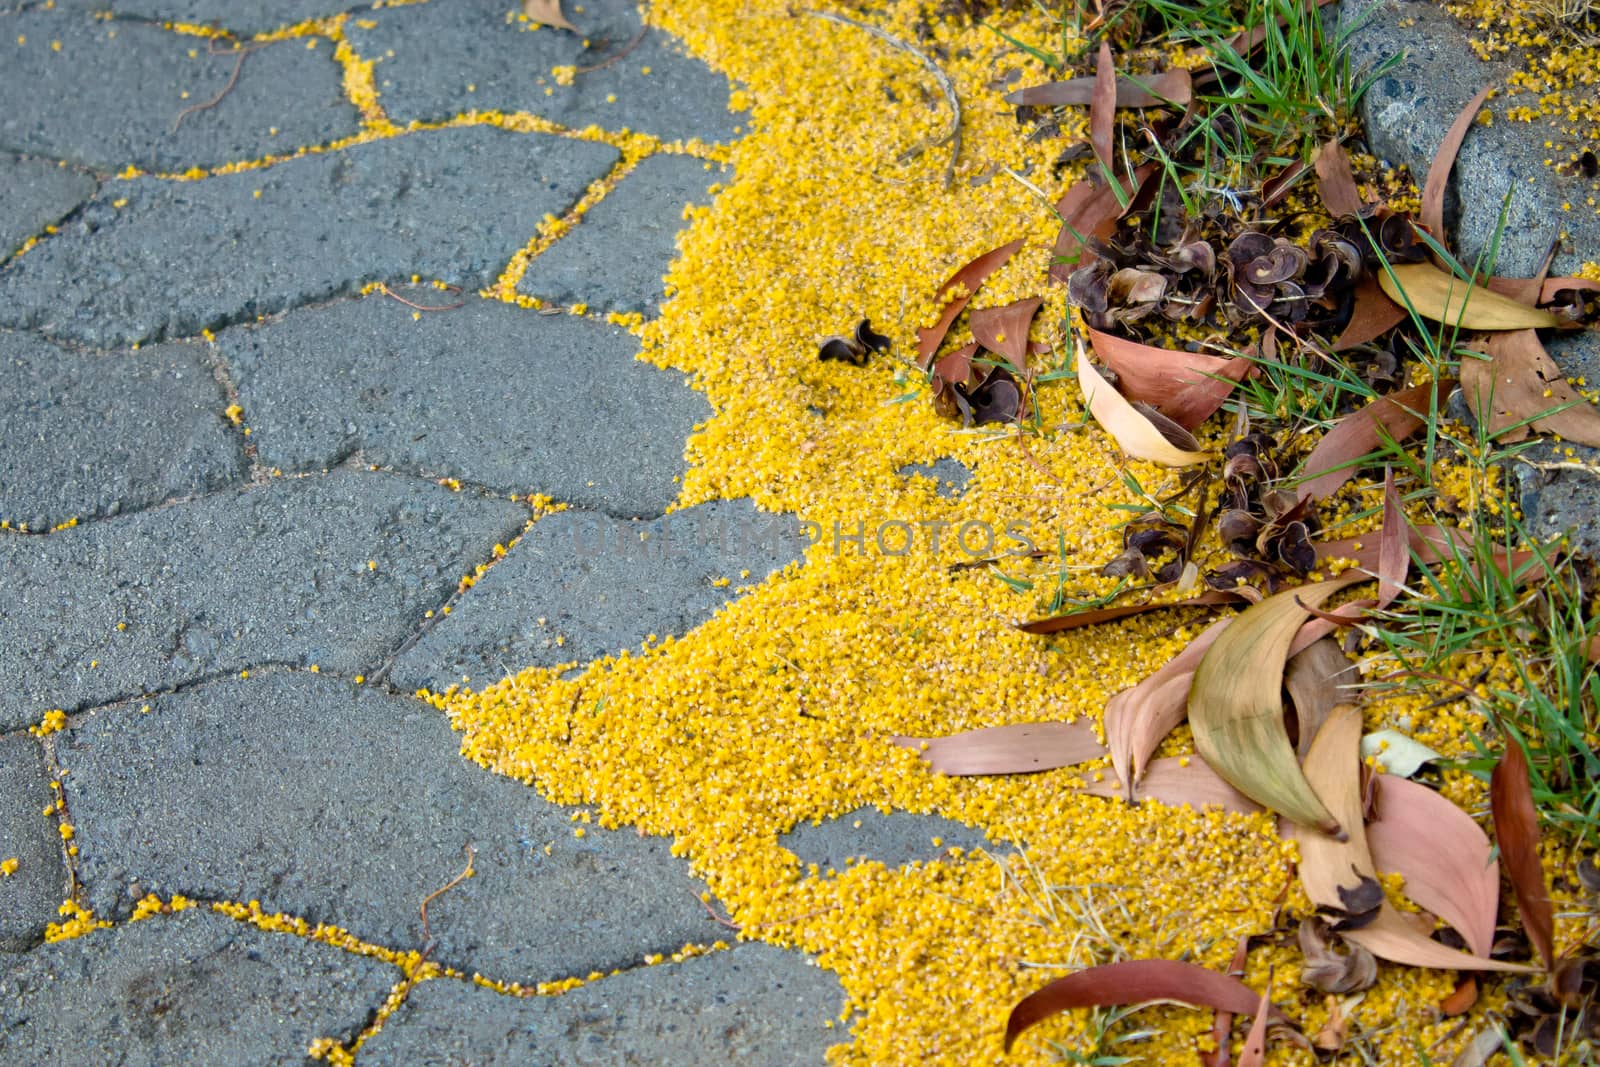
[0,10,359,172]
[360,942,844,1066]
[1344,0,1600,276]
[0,331,247,531]
[0,908,394,1064]
[61,672,720,984]
[0,732,65,951]
[0,469,526,729]
[897,458,971,499]
[345,0,740,144]
[780,807,990,875]
[390,499,806,693]
[520,153,726,315]
[0,126,620,347]
[0,153,96,262]
[222,294,707,516]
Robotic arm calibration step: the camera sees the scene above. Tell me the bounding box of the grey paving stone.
[0,733,66,952]
[104,2,365,35]
[0,907,394,1064]
[1510,331,1600,558]
[390,499,806,693]
[0,126,620,347]
[780,807,990,875]
[0,331,247,531]
[359,942,844,1066]
[0,10,359,173]
[345,0,740,144]
[61,671,720,984]
[1344,0,1600,276]
[0,153,96,262]
[897,458,971,499]
[0,469,526,730]
[222,294,706,516]
[519,153,725,316]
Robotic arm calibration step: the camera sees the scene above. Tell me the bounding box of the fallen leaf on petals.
[1088,327,1253,431]
[892,720,1105,776]
[1079,755,1264,816]
[916,240,1024,365]
[1297,381,1451,502]
[1490,741,1555,969]
[969,297,1042,367]
[1078,341,1210,466]
[1106,617,1233,792]
[1005,68,1192,108]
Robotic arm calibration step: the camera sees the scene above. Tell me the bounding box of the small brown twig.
[378,282,467,312]
[575,26,647,74]
[419,844,476,950]
[173,38,269,132]
[689,889,839,933]
[692,889,743,930]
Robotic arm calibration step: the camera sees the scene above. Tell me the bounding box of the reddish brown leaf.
[1421,86,1493,245]
[1090,42,1116,183]
[1080,755,1264,816]
[1314,523,1465,573]
[1005,68,1192,108]
[916,240,1024,366]
[1377,467,1406,610]
[1313,139,1364,217]
[1332,276,1408,352]
[1236,974,1273,1067]
[1200,936,1253,1067]
[892,720,1105,776]
[1088,327,1254,431]
[1440,975,1479,1016]
[1284,640,1353,758]
[1105,617,1233,791]
[1016,588,1252,635]
[1225,0,1337,54]
[1005,959,1283,1052]
[1490,741,1555,970]
[933,340,980,389]
[1051,163,1158,282]
[1462,329,1600,447]
[969,297,1042,368]
[1367,774,1499,957]
[1297,381,1452,502]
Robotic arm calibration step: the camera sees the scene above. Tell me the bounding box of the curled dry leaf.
[1050,162,1158,281]
[1004,959,1284,1053]
[1360,730,1442,779]
[1078,341,1209,466]
[1106,616,1233,792]
[1087,327,1253,431]
[1297,381,1452,502]
[1016,587,1253,635]
[522,0,579,32]
[1299,918,1378,994]
[1283,640,1354,758]
[916,240,1024,365]
[1296,706,1536,973]
[1236,971,1273,1067]
[1378,262,1560,331]
[969,297,1042,367]
[1189,576,1367,834]
[1490,742,1555,970]
[891,720,1105,776]
[1420,86,1493,244]
[1079,755,1264,816]
[818,317,892,365]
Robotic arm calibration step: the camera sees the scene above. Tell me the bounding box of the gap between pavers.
[0,151,97,264]
[59,670,726,985]
[0,731,66,952]
[358,942,845,1066]
[0,907,395,1064]
[0,467,528,731]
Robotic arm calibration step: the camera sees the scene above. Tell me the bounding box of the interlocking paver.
[0,733,65,952]
[0,469,526,730]
[221,294,706,516]
[519,152,725,315]
[62,671,719,983]
[359,942,844,1066]
[0,908,394,1063]
[0,10,359,173]
[0,126,620,347]
[0,152,96,262]
[392,498,807,693]
[344,0,741,144]
[0,330,247,531]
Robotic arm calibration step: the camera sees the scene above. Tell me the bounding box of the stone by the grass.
[0,733,65,952]
[0,469,525,730]
[0,153,96,262]
[780,807,991,875]
[897,458,971,499]
[1343,0,1600,277]
[0,908,394,1063]
[390,499,806,693]
[345,0,740,145]
[0,126,620,347]
[0,331,246,531]
[60,672,720,984]
[0,10,358,173]
[519,153,726,316]
[221,295,706,516]
[360,943,844,1066]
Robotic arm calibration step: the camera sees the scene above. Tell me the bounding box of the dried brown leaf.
[1332,276,1407,352]
[1236,973,1273,1067]
[522,0,579,32]
[1090,42,1116,183]
[1016,588,1252,635]
[916,240,1025,366]
[1440,975,1479,1016]
[1005,959,1283,1053]
[1297,381,1451,502]
[1421,86,1493,244]
[1078,341,1210,466]
[891,720,1106,776]
[969,297,1042,368]
[1051,163,1158,282]
[1005,68,1192,107]
[1377,468,1406,609]
[1299,918,1378,993]
[1490,741,1555,970]
[1081,755,1264,815]
[1462,329,1600,447]
[1088,327,1253,431]
[1378,262,1560,331]
[1313,140,1365,218]
[1106,617,1233,791]
[1284,640,1353,758]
